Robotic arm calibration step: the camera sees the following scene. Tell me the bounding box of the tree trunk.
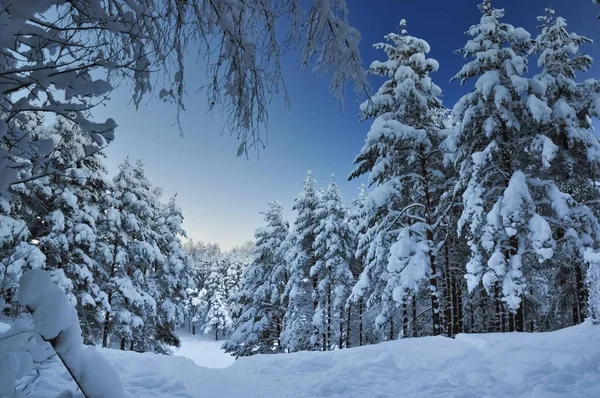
[215,328,219,341]
[469,300,474,334]
[339,318,343,349]
[276,318,282,350]
[412,296,418,338]
[481,291,488,333]
[402,301,408,338]
[515,305,524,332]
[508,310,514,332]
[130,339,134,351]
[389,318,394,341]
[493,283,502,332]
[345,304,351,349]
[419,145,440,336]
[313,276,320,350]
[456,277,463,334]
[358,299,364,346]
[574,263,586,324]
[327,286,332,350]
[428,246,440,335]
[102,306,111,348]
[120,338,125,351]
[102,234,120,348]
[508,234,524,332]
[444,247,452,337]
[192,323,196,335]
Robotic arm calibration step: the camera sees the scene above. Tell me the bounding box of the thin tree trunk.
[574,263,586,324]
[339,318,343,349]
[469,300,474,334]
[102,233,120,348]
[445,247,452,337]
[493,283,502,333]
[515,305,524,332]
[215,328,218,341]
[389,318,394,341]
[420,145,440,336]
[456,277,463,334]
[327,287,332,350]
[345,304,351,348]
[359,299,364,346]
[102,296,111,348]
[275,317,282,350]
[481,291,488,333]
[313,276,320,350]
[412,296,418,338]
[508,310,514,332]
[508,235,524,332]
[120,338,125,351]
[402,301,408,338]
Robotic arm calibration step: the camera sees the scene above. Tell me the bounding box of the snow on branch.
[18,269,124,398]
[1,0,368,166]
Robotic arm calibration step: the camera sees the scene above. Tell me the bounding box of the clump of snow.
[18,269,124,398]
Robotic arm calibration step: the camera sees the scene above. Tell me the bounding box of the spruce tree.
[224,201,289,356]
[151,196,193,352]
[96,158,158,350]
[204,266,232,340]
[311,176,355,349]
[529,7,600,326]
[281,171,321,351]
[350,20,448,337]
[451,0,535,332]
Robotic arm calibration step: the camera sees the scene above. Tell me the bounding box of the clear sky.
[94,0,600,250]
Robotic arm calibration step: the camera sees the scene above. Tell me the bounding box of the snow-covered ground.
[173,330,235,368]
[6,321,600,397]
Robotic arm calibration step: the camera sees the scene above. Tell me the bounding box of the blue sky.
[95,0,600,249]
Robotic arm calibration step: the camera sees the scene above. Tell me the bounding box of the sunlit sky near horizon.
[94,0,600,250]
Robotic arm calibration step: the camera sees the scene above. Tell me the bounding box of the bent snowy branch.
[18,269,124,398]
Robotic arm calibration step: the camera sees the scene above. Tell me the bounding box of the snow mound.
[17,322,600,397]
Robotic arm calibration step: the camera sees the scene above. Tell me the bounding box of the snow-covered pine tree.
[224,244,252,304]
[204,265,233,340]
[151,196,193,352]
[528,7,600,327]
[349,185,400,342]
[96,158,158,351]
[183,240,224,334]
[350,20,449,337]
[224,201,289,356]
[347,184,367,346]
[281,171,322,351]
[1,112,50,315]
[24,117,112,344]
[450,0,536,332]
[311,176,355,349]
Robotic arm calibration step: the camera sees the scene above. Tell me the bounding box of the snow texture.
[175,331,235,369]
[11,321,600,397]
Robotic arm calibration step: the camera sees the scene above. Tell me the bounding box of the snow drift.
[9,321,600,397]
